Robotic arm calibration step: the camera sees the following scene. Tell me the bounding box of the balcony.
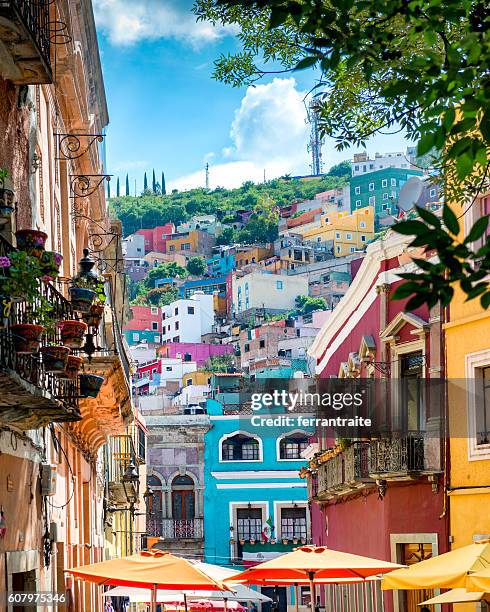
[0,0,52,84]
[147,515,204,540]
[107,434,140,506]
[0,243,80,429]
[369,432,436,479]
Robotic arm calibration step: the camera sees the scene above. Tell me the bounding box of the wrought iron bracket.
[55,133,105,160]
[49,19,72,44]
[70,174,111,198]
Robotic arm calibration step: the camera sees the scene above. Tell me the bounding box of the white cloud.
[93,0,232,47]
[170,78,311,191]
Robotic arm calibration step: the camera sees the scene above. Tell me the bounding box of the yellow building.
[185,370,213,386]
[235,244,273,268]
[300,206,375,256]
[444,194,490,609]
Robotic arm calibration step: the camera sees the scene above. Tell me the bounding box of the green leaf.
[294,56,318,70]
[392,220,432,236]
[268,7,288,28]
[464,215,489,244]
[405,293,431,311]
[480,292,490,310]
[416,206,441,228]
[442,204,460,235]
[392,281,423,300]
[417,133,436,156]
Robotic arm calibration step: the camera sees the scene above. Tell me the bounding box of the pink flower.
[34,237,45,246]
[54,253,63,266]
[0,256,11,268]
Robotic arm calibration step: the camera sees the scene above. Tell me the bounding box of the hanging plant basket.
[82,302,104,327]
[62,355,83,379]
[11,323,44,354]
[69,287,96,313]
[40,250,63,281]
[79,373,104,398]
[15,229,47,258]
[58,320,88,349]
[41,345,71,373]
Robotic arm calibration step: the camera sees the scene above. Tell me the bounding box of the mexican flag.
[261,516,274,542]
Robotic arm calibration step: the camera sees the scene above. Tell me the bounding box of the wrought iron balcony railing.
[0,239,80,428]
[369,432,426,475]
[0,0,52,84]
[161,518,204,540]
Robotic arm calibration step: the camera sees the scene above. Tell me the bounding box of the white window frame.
[346,233,352,240]
[355,200,362,207]
[360,221,366,228]
[219,430,263,463]
[368,182,375,191]
[466,349,490,460]
[355,186,361,195]
[383,192,389,200]
[369,196,375,206]
[391,178,397,186]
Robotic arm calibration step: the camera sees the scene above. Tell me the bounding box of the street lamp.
[122,461,140,508]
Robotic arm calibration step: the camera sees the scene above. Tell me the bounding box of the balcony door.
[171,475,195,538]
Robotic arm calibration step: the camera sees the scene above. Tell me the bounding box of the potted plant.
[15,229,48,258]
[249,538,255,545]
[11,323,45,354]
[58,320,88,349]
[63,355,83,379]
[239,538,245,546]
[300,538,306,545]
[293,537,299,545]
[79,373,104,398]
[40,250,63,281]
[69,278,97,314]
[41,344,71,373]
[282,538,289,545]
[229,538,236,545]
[270,538,276,545]
[0,169,15,223]
[82,302,105,327]
[0,251,43,301]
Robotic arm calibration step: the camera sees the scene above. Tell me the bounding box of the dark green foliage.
[125,174,130,196]
[146,287,180,306]
[294,295,328,315]
[144,172,148,191]
[152,169,157,194]
[144,262,187,290]
[187,256,207,276]
[216,226,236,246]
[328,161,351,179]
[110,175,346,237]
[162,172,166,195]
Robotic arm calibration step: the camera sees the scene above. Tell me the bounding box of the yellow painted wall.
[167,230,199,252]
[444,198,490,608]
[186,370,212,386]
[300,206,375,256]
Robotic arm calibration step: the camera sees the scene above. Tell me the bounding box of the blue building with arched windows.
[203,373,311,592]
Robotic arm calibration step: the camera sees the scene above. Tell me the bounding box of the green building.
[350,167,423,219]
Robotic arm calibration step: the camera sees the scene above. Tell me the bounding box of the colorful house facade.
[444,192,490,610]
[306,230,448,612]
[203,373,311,599]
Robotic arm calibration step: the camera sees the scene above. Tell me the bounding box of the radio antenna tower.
[306,99,325,176]
[205,162,210,190]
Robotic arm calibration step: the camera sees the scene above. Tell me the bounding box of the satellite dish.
[397,177,424,212]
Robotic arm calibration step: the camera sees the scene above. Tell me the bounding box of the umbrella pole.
[224,597,228,612]
[294,583,299,612]
[308,572,316,612]
[184,593,189,612]
[151,584,157,612]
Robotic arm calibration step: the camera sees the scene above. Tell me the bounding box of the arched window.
[222,434,260,461]
[171,474,195,521]
[279,433,309,460]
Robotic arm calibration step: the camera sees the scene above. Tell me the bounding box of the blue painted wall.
[203,387,310,568]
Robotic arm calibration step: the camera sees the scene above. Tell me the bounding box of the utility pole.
[205,162,210,191]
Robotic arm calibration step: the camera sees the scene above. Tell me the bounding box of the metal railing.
[344,441,371,483]
[0,0,51,72]
[0,238,79,417]
[369,432,426,474]
[148,517,204,540]
[307,471,318,500]
[107,434,139,483]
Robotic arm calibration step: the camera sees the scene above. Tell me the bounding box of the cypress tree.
[152,169,156,193]
[107,180,111,199]
[125,174,129,196]
[161,171,166,195]
[144,172,148,191]
[116,177,120,197]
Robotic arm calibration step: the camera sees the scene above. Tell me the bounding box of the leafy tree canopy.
[187,256,207,276]
[145,262,187,290]
[294,295,328,315]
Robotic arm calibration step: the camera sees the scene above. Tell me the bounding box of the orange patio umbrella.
[225,546,403,612]
[66,550,233,612]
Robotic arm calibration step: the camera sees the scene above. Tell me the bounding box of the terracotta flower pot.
[69,287,96,313]
[58,320,88,349]
[62,355,83,379]
[82,302,104,327]
[11,323,45,354]
[40,250,63,280]
[41,345,70,373]
[15,229,48,258]
[79,373,104,398]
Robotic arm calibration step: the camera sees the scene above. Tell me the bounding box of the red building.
[125,305,162,332]
[136,223,175,253]
[306,231,447,612]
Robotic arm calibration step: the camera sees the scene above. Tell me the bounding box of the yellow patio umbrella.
[418,588,487,605]
[225,546,403,612]
[66,550,232,612]
[466,566,490,593]
[382,540,490,591]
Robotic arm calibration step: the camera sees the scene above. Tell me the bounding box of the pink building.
[136,223,175,253]
[157,342,234,367]
[125,305,162,332]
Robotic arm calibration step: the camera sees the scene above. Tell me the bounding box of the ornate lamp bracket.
[55,133,105,160]
[70,174,111,198]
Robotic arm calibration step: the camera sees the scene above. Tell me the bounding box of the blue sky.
[94,0,409,193]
